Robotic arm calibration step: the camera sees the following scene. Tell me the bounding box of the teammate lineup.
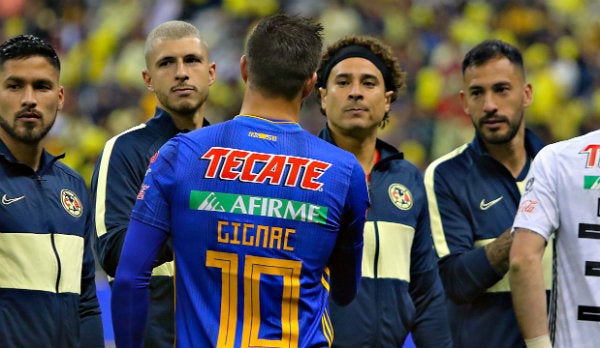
[0,9,597,348]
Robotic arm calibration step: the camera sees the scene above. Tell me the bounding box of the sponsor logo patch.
[524,177,535,193]
[580,144,600,167]
[480,196,504,210]
[2,194,25,205]
[200,147,331,191]
[61,189,83,218]
[190,190,328,224]
[584,176,600,190]
[137,184,150,200]
[248,131,277,141]
[518,199,538,213]
[388,183,413,210]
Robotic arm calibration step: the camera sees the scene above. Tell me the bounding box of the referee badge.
[61,189,83,218]
[388,183,413,210]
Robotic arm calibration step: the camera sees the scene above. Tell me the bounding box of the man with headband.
[316,35,452,347]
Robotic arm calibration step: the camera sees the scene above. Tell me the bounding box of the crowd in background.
[1,0,599,178]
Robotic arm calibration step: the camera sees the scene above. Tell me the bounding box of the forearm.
[96,230,127,277]
[439,247,503,303]
[80,313,105,348]
[509,234,548,339]
[484,227,512,275]
[510,257,547,338]
[328,243,362,306]
[112,219,168,347]
[410,269,453,347]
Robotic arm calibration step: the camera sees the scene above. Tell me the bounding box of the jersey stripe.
[362,221,414,281]
[94,123,146,238]
[0,232,83,293]
[424,144,468,258]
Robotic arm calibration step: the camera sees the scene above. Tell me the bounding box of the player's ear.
[240,55,248,83]
[142,70,154,91]
[301,72,317,98]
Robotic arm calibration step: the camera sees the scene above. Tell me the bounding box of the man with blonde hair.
[92,20,216,347]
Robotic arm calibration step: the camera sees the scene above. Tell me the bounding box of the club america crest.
[388,183,413,210]
[61,189,83,218]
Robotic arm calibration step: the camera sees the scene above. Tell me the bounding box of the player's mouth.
[172,86,196,95]
[16,111,42,122]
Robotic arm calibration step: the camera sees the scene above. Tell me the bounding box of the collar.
[153,107,210,133]
[471,128,546,158]
[318,123,404,166]
[0,138,64,173]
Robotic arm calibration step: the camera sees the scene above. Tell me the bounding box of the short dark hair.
[0,34,60,72]
[462,39,524,77]
[244,13,323,100]
[315,35,406,126]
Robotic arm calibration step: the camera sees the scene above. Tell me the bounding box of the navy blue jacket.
[424,129,545,348]
[320,126,452,348]
[0,139,103,347]
[92,108,201,346]
[92,107,208,347]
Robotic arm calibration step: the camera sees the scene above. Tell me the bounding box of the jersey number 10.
[206,250,303,347]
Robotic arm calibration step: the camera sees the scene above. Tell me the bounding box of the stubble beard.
[476,111,523,145]
[158,88,208,119]
[0,115,54,145]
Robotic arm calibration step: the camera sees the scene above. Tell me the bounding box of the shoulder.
[424,143,471,180]
[53,160,86,183]
[51,161,91,199]
[534,130,600,170]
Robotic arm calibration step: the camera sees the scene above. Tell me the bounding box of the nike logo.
[2,194,25,205]
[480,196,503,210]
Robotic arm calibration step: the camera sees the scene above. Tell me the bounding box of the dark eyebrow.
[492,81,511,88]
[4,76,54,85]
[155,56,175,65]
[184,53,204,60]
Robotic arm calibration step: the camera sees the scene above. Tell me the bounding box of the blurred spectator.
[1,0,598,176]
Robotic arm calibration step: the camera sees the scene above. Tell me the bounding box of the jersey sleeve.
[129,140,179,231]
[111,219,169,348]
[111,141,178,347]
[328,161,368,306]
[91,141,148,277]
[79,188,105,347]
[409,175,453,347]
[512,146,559,240]
[92,137,174,277]
[425,166,502,303]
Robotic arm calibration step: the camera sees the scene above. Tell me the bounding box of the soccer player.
[510,130,600,348]
[424,39,550,348]
[91,20,215,346]
[0,34,103,347]
[111,13,369,348]
[315,35,452,347]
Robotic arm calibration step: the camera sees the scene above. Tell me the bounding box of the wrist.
[525,335,551,348]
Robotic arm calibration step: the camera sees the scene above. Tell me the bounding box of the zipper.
[51,233,61,293]
[36,174,61,293]
[373,222,380,279]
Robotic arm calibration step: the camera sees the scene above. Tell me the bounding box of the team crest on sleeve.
[524,177,535,193]
[388,183,413,210]
[60,189,83,218]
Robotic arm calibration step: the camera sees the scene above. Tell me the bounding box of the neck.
[485,135,527,178]
[330,128,378,175]
[0,133,43,171]
[239,88,302,123]
[164,103,206,130]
